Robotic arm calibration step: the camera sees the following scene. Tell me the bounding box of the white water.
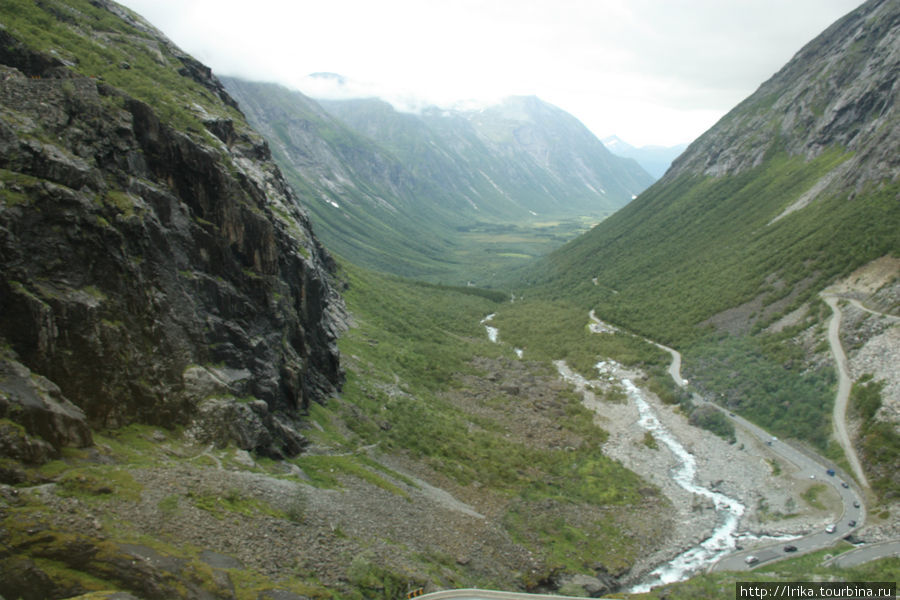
[622,377,745,592]
[484,315,750,591]
[480,313,499,343]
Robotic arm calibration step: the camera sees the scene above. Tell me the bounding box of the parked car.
[826,524,836,533]
[784,545,798,552]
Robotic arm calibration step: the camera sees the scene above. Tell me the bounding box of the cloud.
[118,0,865,147]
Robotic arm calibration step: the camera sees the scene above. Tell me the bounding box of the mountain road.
[822,294,869,488]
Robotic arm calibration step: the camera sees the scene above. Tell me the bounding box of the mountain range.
[223,78,653,280]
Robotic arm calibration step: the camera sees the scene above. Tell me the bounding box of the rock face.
[668,0,899,190]
[0,0,344,457]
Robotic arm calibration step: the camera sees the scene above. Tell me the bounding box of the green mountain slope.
[222,77,464,279]
[519,0,899,451]
[321,94,653,218]
[529,0,899,343]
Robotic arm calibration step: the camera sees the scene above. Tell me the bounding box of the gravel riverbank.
[557,357,838,585]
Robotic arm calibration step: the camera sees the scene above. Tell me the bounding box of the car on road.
[848,520,856,527]
[827,469,836,476]
[826,524,836,533]
[841,481,849,488]
[784,545,797,552]
[745,556,758,565]
[853,501,860,508]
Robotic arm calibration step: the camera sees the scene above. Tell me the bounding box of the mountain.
[224,77,653,279]
[602,135,689,179]
[535,0,898,339]
[320,95,654,217]
[0,1,345,458]
[221,77,463,279]
[526,0,899,448]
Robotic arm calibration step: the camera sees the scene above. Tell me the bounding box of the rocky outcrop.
[0,355,92,470]
[0,2,344,457]
[668,0,899,191]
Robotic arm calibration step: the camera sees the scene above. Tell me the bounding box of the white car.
[825,524,836,533]
[745,555,758,565]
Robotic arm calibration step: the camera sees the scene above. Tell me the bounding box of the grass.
[186,488,283,520]
[292,455,410,499]
[322,261,665,574]
[489,299,670,375]
[801,483,829,510]
[54,467,142,503]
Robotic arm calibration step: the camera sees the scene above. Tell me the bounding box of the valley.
[0,0,898,599]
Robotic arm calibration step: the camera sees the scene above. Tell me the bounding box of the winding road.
[822,294,869,488]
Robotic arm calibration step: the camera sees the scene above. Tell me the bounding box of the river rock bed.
[559,356,837,585]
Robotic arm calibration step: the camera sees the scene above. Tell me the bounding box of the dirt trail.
[822,294,869,488]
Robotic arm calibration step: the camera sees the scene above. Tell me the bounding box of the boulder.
[0,356,93,459]
[187,396,307,458]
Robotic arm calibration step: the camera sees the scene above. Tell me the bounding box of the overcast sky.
[118,0,864,147]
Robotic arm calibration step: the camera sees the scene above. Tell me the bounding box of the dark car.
[784,544,798,552]
[848,520,856,527]
[853,501,860,508]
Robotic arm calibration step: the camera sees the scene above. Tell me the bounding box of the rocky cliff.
[0,0,344,460]
[668,0,898,191]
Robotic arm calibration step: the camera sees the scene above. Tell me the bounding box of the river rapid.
[481,314,751,591]
[620,376,744,591]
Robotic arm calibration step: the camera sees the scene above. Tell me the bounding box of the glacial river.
[620,376,745,591]
[481,315,749,592]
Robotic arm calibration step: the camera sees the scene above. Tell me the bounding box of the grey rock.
[187,397,307,458]
[0,356,93,456]
[667,0,899,195]
[563,573,615,598]
[0,13,345,454]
